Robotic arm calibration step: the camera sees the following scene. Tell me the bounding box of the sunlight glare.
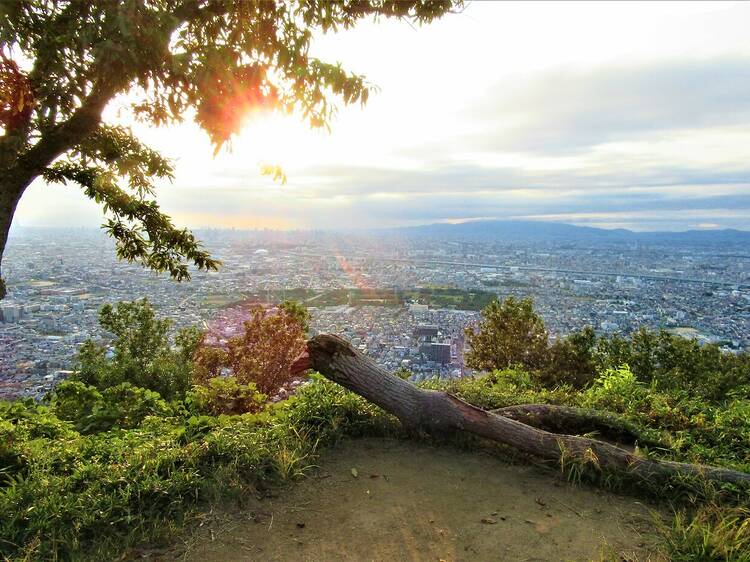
[234,112,322,174]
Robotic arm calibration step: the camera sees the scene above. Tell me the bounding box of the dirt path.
[173,438,659,562]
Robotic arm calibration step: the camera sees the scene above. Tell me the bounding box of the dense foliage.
[73,299,201,400]
[0,378,393,561]
[1,297,749,560]
[466,297,750,402]
[194,303,307,395]
[2,363,749,560]
[465,296,549,371]
[278,299,312,333]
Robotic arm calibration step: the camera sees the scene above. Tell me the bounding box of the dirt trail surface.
[174,438,658,562]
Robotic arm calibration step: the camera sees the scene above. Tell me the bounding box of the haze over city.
[11,1,750,233]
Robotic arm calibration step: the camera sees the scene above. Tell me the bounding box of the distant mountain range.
[383,220,750,246]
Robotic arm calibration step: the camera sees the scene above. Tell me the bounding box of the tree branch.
[304,334,750,487]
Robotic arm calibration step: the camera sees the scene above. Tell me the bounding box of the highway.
[283,252,750,290]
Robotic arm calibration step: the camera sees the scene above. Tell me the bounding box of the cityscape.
[2,224,748,399]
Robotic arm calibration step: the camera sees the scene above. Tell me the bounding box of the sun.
[233,112,321,175]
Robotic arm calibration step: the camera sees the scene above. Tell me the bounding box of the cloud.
[469,56,750,154]
[12,26,750,233]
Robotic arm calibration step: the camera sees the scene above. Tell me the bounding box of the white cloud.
[13,1,750,232]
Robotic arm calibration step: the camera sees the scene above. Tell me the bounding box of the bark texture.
[306,334,750,487]
[0,179,24,299]
[490,404,664,449]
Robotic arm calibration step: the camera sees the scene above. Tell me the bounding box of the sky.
[13,1,750,232]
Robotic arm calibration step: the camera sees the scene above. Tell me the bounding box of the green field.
[210,287,499,311]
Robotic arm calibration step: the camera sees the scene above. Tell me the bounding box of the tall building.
[1,303,22,323]
[414,324,439,338]
[420,342,452,364]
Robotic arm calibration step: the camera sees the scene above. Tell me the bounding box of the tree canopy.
[465,296,550,373]
[194,303,307,394]
[0,0,457,299]
[74,298,201,400]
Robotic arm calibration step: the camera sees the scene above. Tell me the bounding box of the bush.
[422,367,571,411]
[544,326,598,388]
[0,377,382,561]
[582,365,645,412]
[464,297,549,372]
[2,365,749,561]
[51,380,173,433]
[73,299,202,401]
[188,377,267,415]
[194,304,306,395]
[590,328,750,402]
[464,299,750,403]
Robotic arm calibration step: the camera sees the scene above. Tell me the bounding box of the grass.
[658,506,750,562]
[426,367,750,561]
[0,378,396,561]
[1,368,749,561]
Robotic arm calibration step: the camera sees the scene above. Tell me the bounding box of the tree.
[0,1,457,299]
[394,366,413,380]
[278,299,311,333]
[194,304,306,394]
[74,298,201,400]
[465,297,549,372]
[545,326,597,387]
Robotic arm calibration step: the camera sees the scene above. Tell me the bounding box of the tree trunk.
[0,173,30,300]
[303,334,750,487]
[490,404,664,449]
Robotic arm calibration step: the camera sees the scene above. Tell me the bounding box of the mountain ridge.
[379,219,750,244]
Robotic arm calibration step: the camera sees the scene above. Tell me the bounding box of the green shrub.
[0,376,386,561]
[51,380,173,434]
[425,367,573,411]
[188,376,267,415]
[73,299,201,401]
[582,365,645,411]
[48,380,103,423]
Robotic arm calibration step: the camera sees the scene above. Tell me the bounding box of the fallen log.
[491,404,664,449]
[295,334,750,487]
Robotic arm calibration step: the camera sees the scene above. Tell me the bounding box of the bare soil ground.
[168,438,660,562]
